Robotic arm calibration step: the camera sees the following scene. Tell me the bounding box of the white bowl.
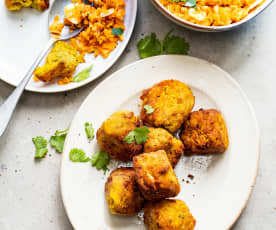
[151,0,274,32]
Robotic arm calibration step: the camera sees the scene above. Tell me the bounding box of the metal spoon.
[0,0,83,137]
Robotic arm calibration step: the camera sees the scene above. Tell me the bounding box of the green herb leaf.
[171,0,196,7]
[73,65,93,83]
[32,136,48,159]
[124,127,150,144]
[163,30,190,55]
[69,148,90,162]
[137,33,161,59]
[50,134,66,153]
[144,105,154,114]
[161,29,174,53]
[50,128,68,153]
[112,28,124,36]
[184,0,196,7]
[91,151,110,173]
[54,127,69,136]
[84,122,94,139]
[124,131,135,144]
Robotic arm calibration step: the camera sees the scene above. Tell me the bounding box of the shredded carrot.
[49,0,126,58]
[49,15,64,37]
[58,76,73,85]
[159,0,259,26]
[69,0,126,58]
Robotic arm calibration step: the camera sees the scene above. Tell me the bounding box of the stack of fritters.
[97,80,229,230]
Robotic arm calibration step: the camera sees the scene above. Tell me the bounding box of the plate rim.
[60,55,260,230]
[0,0,137,94]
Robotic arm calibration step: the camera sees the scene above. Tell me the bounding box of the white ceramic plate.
[61,55,260,230]
[0,0,137,93]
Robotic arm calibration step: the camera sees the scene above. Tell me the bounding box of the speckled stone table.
[0,0,275,229]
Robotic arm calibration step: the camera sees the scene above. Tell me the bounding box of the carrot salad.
[50,0,126,58]
[35,0,125,85]
[158,0,260,26]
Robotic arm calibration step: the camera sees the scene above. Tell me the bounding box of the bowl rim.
[151,0,274,31]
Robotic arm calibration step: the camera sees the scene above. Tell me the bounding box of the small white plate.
[61,55,260,230]
[0,0,137,93]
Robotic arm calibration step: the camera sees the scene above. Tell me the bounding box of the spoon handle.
[0,38,56,137]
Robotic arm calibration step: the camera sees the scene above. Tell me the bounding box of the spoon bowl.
[48,0,83,40]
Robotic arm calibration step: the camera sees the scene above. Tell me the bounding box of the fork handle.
[0,37,56,137]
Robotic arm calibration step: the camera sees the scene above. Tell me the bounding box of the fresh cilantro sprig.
[171,0,196,7]
[137,33,162,59]
[54,128,68,136]
[84,122,94,139]
[69,148,110,173]
[144,105,154,114]
[137,29,190,59]
[162,29,190,55]
[91,151,110,174]
[112,28,124,36]
[73,65,93,83]
[50,128,68,153]
[32,136,48,159]
[70,148,91,162]
[124,127,150,144]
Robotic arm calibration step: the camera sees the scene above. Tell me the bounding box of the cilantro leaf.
[69,148,90,162]
[137,33,161,59]
[32,136,48,159]
[112,28,124,36]
[73,65,93,83]
[171,0,196,7]
[124,131,135,144]
[161,29,174,53]
[50,134,66,153]
[144,105,154,114]
[137,31,190,58]
[91,151,110,173]
[84,122,94,139]
[124,127,150,144]
[184,0,196,7]
[163,30,190,55]
[54,128,68,136]
[50,128,68,153]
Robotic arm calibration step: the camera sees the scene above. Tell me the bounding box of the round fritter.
[140,80,195,133]
[180,109,229,155]
[144,128,184,168]
[97,111,142,161]
[105,167,144,216]
[133,150,180,201]
[144,199,196,230]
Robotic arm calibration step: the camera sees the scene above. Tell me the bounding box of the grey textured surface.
[0,0,276,229]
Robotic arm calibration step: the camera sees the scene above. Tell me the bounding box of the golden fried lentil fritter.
[133,150,180,200]
[180,109,229,155]
[105,167,144,216]
[144,199,196,230]
[5,0,49,11]
[34,41,84,84]
[140,80,195,133]
[144,128,184,168]
[97,111,142,162]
